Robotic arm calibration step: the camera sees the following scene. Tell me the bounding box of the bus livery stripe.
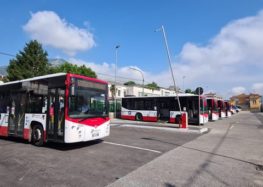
[0,126,8,136]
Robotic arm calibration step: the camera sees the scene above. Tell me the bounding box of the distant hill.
[0,58,68,76]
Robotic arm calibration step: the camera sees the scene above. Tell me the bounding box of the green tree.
[7,40,49,81]
[185,88,192,93]
[110,84,116,99]
[50,62,97,78]
[124,81,136,86]
[185,88,195,94]
[146,82,159,91]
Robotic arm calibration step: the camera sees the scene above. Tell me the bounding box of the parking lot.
[0,123,200,187]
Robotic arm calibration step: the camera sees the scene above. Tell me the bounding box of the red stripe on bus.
[0,126,8,137]
[23,128,30,140]
[169,118,181,123]
[121,115,135,120]
[142,116,158,122]
[169,118,176,123]
[66,117,110,127]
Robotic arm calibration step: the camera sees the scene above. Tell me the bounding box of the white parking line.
[230,125,234,129]
[104,141,162,154]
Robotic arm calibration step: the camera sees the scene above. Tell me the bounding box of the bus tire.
[135,113,143,121]
[31,124,44,146]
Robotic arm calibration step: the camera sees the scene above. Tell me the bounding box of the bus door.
[8,92,26,137]
[47,88,65,141]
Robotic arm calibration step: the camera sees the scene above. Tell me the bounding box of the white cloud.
[23,11,95,56]
[67,10,263,99]
[68,58,149,84]
[252,83,263,94]
[71,59,176,88]
[171,10,263,98]
[231,86,246,95]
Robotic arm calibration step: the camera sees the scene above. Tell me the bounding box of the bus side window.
[42,97,48,113]
[27,94,45,114]
[0,94,7,113]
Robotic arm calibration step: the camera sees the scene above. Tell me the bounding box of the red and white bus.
[121,94,208,125]
[224,101,232,117]
[0,73,110,146]
[207,97,219,121]
[217,99,226,118]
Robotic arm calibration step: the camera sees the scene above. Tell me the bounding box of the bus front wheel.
[31,125,44,146]
[135,113,143,121]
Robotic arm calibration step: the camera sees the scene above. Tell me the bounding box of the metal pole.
[198,88,200,126]
[159,25,182,113]
[115,45,120,118]
[203,94,205,125]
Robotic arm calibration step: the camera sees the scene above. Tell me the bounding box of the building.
[249,94,262,112]
[0,74,4,84]
[108,82,177,99]
[230,93,262,112]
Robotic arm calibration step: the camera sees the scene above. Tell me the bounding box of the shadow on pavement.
[44,139,104,151]
[0,136,104,151]
[0,136,29,146]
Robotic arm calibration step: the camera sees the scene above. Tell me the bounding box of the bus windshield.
[68,78,108,119]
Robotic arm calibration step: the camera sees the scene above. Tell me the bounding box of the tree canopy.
[6,40,97,81]
[50,62,97,78]
[146,82,159,90]
[7,40,49,81]
[185,88,195,94]
[124,81,136,86]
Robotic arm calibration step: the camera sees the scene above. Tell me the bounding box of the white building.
[108,82,178,99]
[0,74,4,84]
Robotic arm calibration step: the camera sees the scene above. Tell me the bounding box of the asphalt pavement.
[0,120,200,187]
[108,111,263,187]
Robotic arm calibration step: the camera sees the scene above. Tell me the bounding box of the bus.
[0,73,110,146]
[207,97,219,121]
[224,101,232,117]
[121,94,208,125]
[217,99,226,118]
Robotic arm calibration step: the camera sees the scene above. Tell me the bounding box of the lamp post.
[156,25,182,113]
[114,45,120,118]
[129,67,144,96]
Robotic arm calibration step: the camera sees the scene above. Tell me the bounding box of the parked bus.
[207,97,219,121]
[0,73,110,146]
[224,101,232,117]
[121,94,208,125]
[217,99,226,118]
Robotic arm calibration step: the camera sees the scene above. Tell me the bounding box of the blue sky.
[0,0,263,98]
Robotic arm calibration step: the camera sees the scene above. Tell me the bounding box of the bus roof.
[122,93,201,99]
[0,73,108,88]
[0,73,67,87]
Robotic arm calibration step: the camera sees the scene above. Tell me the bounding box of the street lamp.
[156,25,182,113]
[114,45,120,118]
[129,67,144,96]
